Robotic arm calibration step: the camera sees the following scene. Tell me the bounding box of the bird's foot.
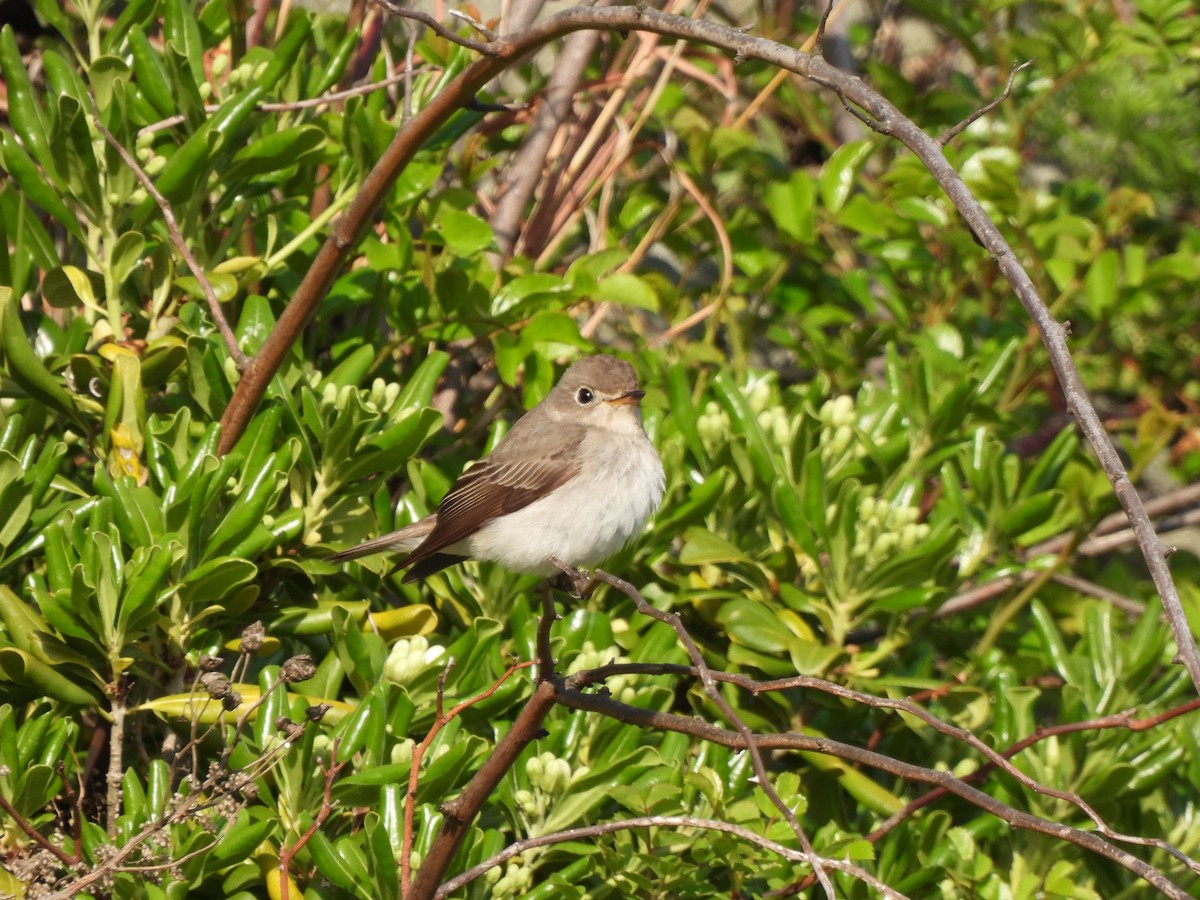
[548,558,597,599]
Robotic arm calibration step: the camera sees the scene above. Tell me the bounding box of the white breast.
[466,429,665,575]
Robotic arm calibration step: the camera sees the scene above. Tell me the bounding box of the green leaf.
[434,208,494,257]
[717,599,793,654]
[396,351,450,408]
[0,648,99,706]
[678,527,749,566]
[228,125,326,178]
[820,140,875,214]
[306,829,367,891]
[42,266,105,311]
[0,132,82,241]
[174,272,240,305]
[109,232,146,288]
[1083,248,1120,317]
[0,26,53,172]
[490,273,570,317]
[129,25,175,118]
[0,287,88,428]
[764,171,815,243]
[233,294,276,354]
[593,273,659,311]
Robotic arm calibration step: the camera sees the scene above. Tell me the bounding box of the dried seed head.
[199,655,225,672]
[200,672,233,699]
[279,654,316,683]
[240,621,266,653]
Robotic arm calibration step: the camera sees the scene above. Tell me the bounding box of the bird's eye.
[576,387,594,405]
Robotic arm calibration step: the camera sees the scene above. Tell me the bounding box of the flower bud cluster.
[818,395,859,463]
[526,751,574,796]
[696,400,730,453]
[383,636,445,686]
[367,378,403,412]
[696,373,792,453]
[849,494,930,565]
[489,862,533,897]
[512,749,580,831]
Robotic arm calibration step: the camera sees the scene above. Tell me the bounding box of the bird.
[329,355,665,583]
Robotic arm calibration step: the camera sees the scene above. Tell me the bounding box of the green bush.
[1,0,1198,897]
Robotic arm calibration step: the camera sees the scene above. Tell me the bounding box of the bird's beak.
[607,390,645,406]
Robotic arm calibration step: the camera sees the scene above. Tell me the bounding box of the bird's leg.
[547,558,597,599]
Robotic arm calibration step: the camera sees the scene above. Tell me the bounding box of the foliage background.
[1,0,1199,896]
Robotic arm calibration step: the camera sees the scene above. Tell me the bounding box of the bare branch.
[449,8,499,41]
[931,568,1145,619]
[370,0,499,55]
[871,697,1200,862]
[401,658,533,893]
[573,565,836,898]
[407,680,559,900]
[836,87,886,133]
[491,25,604,258]
[556,683,1191,897]
[279,741,346,900]
[816,0,835,48]
[137,70,430,137]
[436,815,910,899]
[1029,482,1200,559]
[0,793,75,866]
[939,60,1034,146]
[571,657,1200,876]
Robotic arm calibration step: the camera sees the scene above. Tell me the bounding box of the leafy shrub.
[1,0,1198,897]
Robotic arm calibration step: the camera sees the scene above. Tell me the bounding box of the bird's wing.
[400,426,583,573]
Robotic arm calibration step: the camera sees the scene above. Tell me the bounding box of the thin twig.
[869,697,1200,850]
[90,104,249,370]
[931,568,1145,619]
[491,23,604,258]
[573,658,1200,878]
[449,8,498,41]
[571,565,836,898]
[938,61,1033,146]
[1049,571,1145,614]
[400,659,532,893]
[136,70,428,136]
[1028,482,1200,559]
[816,0,835,49]
[436,815,910,899]
[835,87,886,132]
[556,681,1191,897]
[752,673,1200,872]
[371,0,498,55]
[44,717,305,900]
[0,793,75,866]
[407,680,559,900]
[279,740,346,900]
[1072,507,1200,558]
[105,687,127,838]
[56,763,83,862]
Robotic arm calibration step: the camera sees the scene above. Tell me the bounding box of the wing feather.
[399,426,583,574]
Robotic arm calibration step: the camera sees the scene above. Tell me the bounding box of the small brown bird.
[330,355,665,582]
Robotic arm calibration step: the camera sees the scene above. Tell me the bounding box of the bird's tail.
[327,517,436,562]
